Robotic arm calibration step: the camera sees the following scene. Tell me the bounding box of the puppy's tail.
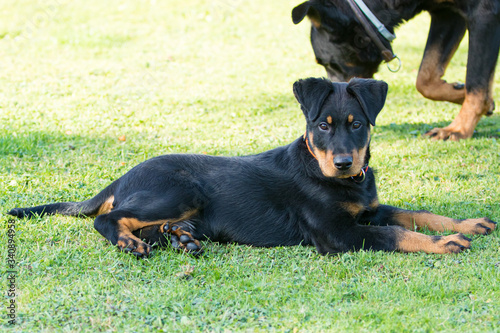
[8,181,118,219]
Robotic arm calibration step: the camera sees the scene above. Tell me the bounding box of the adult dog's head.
[293,77,388,178]
[292,0,394,82]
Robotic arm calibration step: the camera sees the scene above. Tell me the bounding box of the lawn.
[1,0,499,331]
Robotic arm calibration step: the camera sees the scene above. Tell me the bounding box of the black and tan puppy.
[9,78,496,257]
[292,0,500,141]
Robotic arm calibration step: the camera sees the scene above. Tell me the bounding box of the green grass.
[1,0,499,331]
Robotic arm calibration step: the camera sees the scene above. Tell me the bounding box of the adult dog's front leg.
[415,10,466,104]
[425,14,500,140]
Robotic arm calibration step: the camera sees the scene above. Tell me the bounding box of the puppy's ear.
[293,78,333,122]
[292,1,321,26]
[346,78,388,126]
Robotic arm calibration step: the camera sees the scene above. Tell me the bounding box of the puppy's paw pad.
[162,223,203,256]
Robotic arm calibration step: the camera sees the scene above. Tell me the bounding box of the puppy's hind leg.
[93,211,159,258]
[94,189,205,257]
[130,219,203,256]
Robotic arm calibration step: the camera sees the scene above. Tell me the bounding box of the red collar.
[351,165,369,183]
[304,135,317,160]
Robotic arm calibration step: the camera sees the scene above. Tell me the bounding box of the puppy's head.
[292,0,385,81]
[293,77,388,178]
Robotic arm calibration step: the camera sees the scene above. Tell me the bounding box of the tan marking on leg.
[116,230,146,248]
[119,218,166,232]
[416,47,465,104]
[347,114,354,123]
[115,224,152,256]
[327,116,333,124]
[396,229,470,254]
[425,90,490,140]
[115,209,199,255]
[172,209,199,223]
[118,209,198,233]
[393,211,497,235]
[95,195,114,216]
[341,202,364,217]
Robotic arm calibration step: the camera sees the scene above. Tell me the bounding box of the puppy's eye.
[352,121,362,130]
[318,122,329,131]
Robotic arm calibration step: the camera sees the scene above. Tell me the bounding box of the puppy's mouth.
[317,157,364,179]
[325,168,363,179]
[306,136,367,179]
[314,151,366,179]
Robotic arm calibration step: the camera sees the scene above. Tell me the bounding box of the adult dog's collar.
[351,0,395,42]
[346,0,401,70]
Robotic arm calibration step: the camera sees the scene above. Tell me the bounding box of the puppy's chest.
[339,198,373,218]
[307,183,375,218]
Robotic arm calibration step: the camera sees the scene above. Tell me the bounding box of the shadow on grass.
[375,114,500,140]
[0,130,116,158]
[0,128,187,160]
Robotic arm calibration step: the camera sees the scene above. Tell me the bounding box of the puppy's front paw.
[116,235,152,258]
[455,218,497,235]
[434,233,471,254]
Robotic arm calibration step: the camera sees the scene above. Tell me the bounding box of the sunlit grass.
[0,1,499,331]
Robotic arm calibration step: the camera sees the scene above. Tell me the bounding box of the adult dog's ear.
[346,78,388,126]
[292,1,321,26]
[293,78,333,122]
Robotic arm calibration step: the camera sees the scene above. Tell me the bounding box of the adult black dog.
[9,78,496,257]
[292,0,500,141]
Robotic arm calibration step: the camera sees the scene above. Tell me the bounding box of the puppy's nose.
[333,155,353,170]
